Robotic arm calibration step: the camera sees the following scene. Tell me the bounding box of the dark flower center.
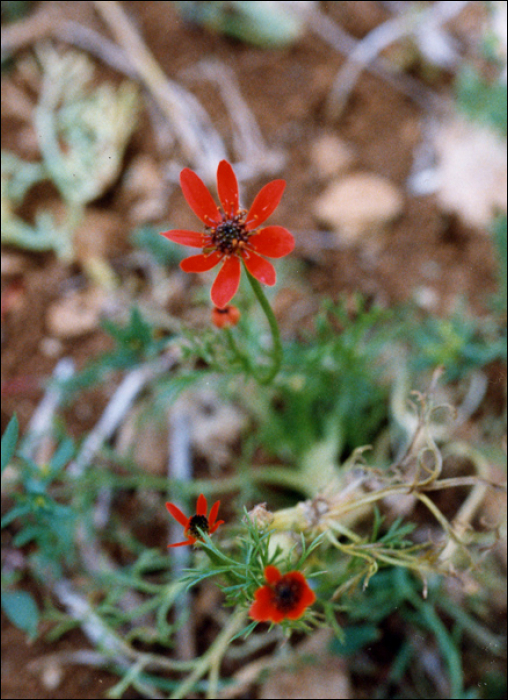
[273,577,302,612]
[209,212,249,255]
[187,514,210,539]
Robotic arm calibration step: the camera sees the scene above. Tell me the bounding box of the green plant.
[247,297,392,475]
[455,65,507,137]
[407,304,506,381]
[1,49,138,259]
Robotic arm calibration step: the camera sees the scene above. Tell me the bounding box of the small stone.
[122,155,167,224]
[39,336,64,358]
[413,285,439,311]
[313,172,404,245]
[41,662,63,691]
[259,630,351,699]
[1,252,29,276]
[46,287,105,338]
[311,134,356,179]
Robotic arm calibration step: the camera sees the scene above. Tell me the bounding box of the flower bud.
[212,305,241,328]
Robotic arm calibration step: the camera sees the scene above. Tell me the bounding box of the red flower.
[211,304,241,329]
[249,565,316,623]
[160,160,295,308]
[166,493,224,548]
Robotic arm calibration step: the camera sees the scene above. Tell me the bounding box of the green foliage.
[1,589,39,639]
[331,570,467,697]
[406,305,506,381]
[175,1,306,48]
[0,0,34,22]
[1,421,75,638]
[1,151,73,258]
[1,414,18,475]
[132,224,189,266]
[252,297,392,461]
[455,65,507,137]
[491,214,507,313]
[101,306,167,364]
[329,623,380,656]
[63,306,172,395]
[187,517,323,635]
[480,671,507,700]
[1,436,77,578]
[1,50,138,259]
[370,508,416,546]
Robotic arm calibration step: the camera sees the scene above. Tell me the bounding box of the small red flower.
[211,304,241,329]
[160,160,295,308]
[249,565,316,623]
[166,493,224,548]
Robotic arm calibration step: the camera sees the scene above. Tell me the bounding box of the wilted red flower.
[211,304,241,329]
[249,565,316,623]
[160,160,295,309]
[166,493,224,548]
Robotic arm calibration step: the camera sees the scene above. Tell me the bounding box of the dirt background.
[1,1,505,698]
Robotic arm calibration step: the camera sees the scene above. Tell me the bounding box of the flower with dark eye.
[166,494,224,548]
[249,565,316,623]
[160,160,294,308]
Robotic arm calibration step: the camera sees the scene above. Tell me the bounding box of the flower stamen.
[187,514,210,539]
[209,212,250,255]
[273,578,302,612]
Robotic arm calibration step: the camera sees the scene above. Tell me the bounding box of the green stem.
[224,327,253,374]
[169,608,247,699]
[244,267,283,385]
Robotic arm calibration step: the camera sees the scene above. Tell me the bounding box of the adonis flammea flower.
[249,565,316,623]
[166,493,224,548]
[160,160,294,308]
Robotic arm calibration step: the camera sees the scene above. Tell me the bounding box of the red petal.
[209,519,225,534]
[166,502,189,528]
[208,500,221,528]
[180,168,221,226]
[217,160,239,218]
[211,256,242,308]
[248,226,295,258]
[264,565,282,585]
[268,608,286,623]
[284,573,316,620]
[242,251,276,286]
[249,586,280,622]
[160,230,209,248]
[245,180,285,230]
[196,493,207,516]
[180,251,223,273]
[298,583,316,609]
[167,540,193,548]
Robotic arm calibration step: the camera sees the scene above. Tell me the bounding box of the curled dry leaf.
[434,117,507,229]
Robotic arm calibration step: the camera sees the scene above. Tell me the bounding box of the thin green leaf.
[1,415,19,474]
[1,589,39,639]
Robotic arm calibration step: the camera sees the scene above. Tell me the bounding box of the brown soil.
[1,2,504,699]
[1,610,128,700]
